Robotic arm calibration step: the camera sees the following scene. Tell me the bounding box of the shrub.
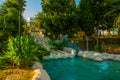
[49,39,67,50]
[94,45,99,52]
[3,35,41,67]
[0,56,11,68]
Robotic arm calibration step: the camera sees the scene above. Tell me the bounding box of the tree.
[78,0,95,50]
[36,0,78,38]
[0,0,26,51]
[104,0,120,26]
[0,0,26,37]
[114,15,120,37]
[91,0,120,46]
[90,0,107,46]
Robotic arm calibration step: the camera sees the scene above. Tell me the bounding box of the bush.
[49,39,67,50]
[0,56,11,68]
[94,45,99,52]
[2,35,42,67]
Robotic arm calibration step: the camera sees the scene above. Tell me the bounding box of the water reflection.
[98,61,109,72]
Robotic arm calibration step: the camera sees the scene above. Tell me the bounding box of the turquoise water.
[42,57,120,80]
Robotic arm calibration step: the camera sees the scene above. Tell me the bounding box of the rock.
[100,53,115,60]
[87,53,95,59]
[77,50,120,62]
[82,53,87,58]
[31,62,50,80]
[63,47,72,53]
[108,54,115,60]
[83,51,89,54]
[100,53,109,60]
[114,55,120,61]
[78,51,84,56]
[88,51,95,55]
[93,52,100,57]
[31,62,43,70]
[32,69,41,80]
[94,57,103,61]
[34,36,51,51]
[40,69,50,80]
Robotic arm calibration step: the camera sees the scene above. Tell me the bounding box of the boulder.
[108,54,115,60]
[100,53,115,60]
[93,52,100,57]
[78,51,84,56]
[31,62,50,80]
[40,69,50,80]
[31,62,43,70]
[63,47,72,53]
[114,55,120,61]
[32,69,41,80]
[83,51,89,54]
[100,53,109,60]
[94,56,103,61]
[82,53,87,58]
[87,53,95,59]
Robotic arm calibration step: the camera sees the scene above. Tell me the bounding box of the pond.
[42,57,120,80]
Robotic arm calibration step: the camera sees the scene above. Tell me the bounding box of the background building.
[27,17,35,26]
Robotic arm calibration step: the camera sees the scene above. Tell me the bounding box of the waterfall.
[71,49,76,57]
[65,52,68,57]
[57,52,61,58]
[50,53,53,58]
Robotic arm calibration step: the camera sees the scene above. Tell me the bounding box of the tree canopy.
[35,0,78,38]
[0,0,26,40]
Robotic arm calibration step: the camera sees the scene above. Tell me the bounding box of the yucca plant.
[3,35,40,67]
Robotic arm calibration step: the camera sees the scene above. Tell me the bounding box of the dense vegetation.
[0,0,120,68]
[34,0,120,38]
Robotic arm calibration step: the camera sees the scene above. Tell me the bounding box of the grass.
[0,68,34,80]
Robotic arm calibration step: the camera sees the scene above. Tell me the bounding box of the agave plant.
[3,35,40,67]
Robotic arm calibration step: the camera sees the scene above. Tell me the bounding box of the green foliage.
[0,0,26,47]
[35,0,78,38]
[78,0,95,36]
[91,0,120,29]
[94,45,99,52]
[0,56,11,67]
[104,0,120,27]
[3,35,40,67]
[49,39,67,50]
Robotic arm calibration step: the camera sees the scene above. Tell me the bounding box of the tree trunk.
[118,26,120,38]
[86,35,89,51]
[96,26,99,46]
[3,16,6,31]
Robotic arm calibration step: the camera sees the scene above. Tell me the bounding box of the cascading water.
[50,53,53,58]
[71,49,76,57]
[57,52,61,58]
[64,52,68,57]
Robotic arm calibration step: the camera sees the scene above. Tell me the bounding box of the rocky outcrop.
[31,62,50,80]
[34,36,51,51]
[78,51,120,61]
